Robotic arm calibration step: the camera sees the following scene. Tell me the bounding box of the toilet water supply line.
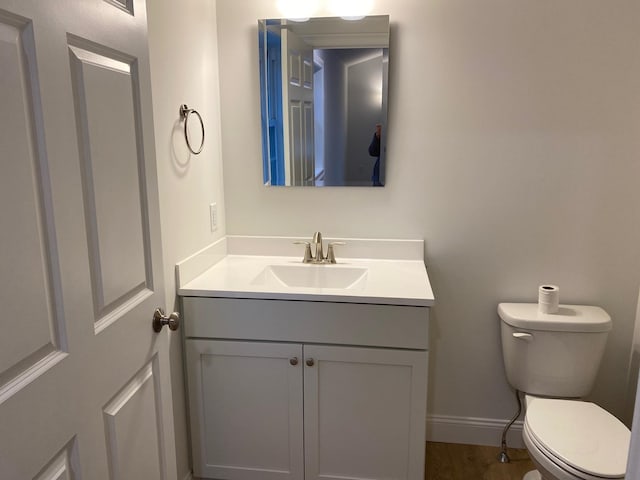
[498,389,522,463]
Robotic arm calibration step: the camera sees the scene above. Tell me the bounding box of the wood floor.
[425,442,536,480]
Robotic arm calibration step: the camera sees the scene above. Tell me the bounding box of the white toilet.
[498,303,631,480]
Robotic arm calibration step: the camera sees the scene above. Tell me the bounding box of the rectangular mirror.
[258,15,390,187]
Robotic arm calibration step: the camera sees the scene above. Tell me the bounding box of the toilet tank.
[498,303,611,398]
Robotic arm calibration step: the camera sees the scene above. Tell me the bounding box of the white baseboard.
[426,414,525,449]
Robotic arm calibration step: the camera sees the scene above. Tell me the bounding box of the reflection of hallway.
[344,49,385,185]
[316,48,385,186]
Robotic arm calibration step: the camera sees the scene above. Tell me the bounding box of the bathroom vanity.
[177,236,434,480]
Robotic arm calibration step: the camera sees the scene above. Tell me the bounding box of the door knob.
[290,357,299,366]
[306,358,315,367]
[152,307,180,332]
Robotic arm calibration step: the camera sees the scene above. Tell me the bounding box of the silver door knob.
[152,308,180,332]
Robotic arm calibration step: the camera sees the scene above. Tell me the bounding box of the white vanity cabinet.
[183,297,429,480]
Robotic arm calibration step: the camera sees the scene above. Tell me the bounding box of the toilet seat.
[524,424,609,480]
[525,398,630,479]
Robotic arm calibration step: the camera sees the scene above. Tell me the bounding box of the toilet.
[498,303,631,480]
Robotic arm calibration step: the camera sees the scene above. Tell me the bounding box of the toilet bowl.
[498,303,631,480]
[521,396,630,480]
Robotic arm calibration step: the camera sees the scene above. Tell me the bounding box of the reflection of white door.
[282,28,314,186]
[0,1,176,478]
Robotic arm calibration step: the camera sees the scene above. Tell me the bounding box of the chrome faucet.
[312,231,324,262]
[294,232,345,264]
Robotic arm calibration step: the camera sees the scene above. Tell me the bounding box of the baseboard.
[426,414,525,449]
[182,472,194,480]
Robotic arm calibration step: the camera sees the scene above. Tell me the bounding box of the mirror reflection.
[258,15,390,187]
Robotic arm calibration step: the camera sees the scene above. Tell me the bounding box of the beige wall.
[217,0,640,431]
[147,0,226,477]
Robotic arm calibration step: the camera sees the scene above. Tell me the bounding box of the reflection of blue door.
[259,31,285,185]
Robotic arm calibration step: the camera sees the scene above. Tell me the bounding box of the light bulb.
[328,0,374,20]
[277,0,319,21]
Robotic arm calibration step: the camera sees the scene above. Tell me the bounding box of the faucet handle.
[326,242,346,264]
[293,241,313,263]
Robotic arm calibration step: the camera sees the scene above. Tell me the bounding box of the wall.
[147,0,226,478]
[216,0,640,440]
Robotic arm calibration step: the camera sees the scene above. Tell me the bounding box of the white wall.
[217,0,640,438]
[147,1,226,477]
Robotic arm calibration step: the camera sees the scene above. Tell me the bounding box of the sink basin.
[253,264,368,289]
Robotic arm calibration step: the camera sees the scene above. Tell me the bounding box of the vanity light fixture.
[328,0,374,20]
[277,0,319,21]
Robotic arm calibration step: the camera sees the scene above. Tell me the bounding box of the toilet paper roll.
[538,285,560,314]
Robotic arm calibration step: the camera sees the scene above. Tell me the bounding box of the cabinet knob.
[306,358,315,367]
[289,357,299,366]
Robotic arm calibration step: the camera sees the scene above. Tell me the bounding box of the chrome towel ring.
[179,104,205,154]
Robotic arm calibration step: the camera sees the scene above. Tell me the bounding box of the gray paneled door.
[0,0,177,478]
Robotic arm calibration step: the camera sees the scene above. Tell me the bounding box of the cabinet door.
[186,340,304,480]
[304,345,428,480]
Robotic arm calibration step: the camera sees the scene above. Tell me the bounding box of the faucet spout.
[312,231,324,261]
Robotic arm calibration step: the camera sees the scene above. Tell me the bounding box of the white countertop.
[179,255,434,306]
[176,236,435,307]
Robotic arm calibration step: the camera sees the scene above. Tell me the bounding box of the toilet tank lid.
[498,303,612,332]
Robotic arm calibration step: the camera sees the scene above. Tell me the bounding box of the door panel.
[0,1,175,478]
[303,99,314,184]
[68,41,153,332]
[304,345,428,480]
[0,9,67,404]
[103,358,165,480]
[105,0,134,16]
[186,340,304,480]
[33,439,81,480]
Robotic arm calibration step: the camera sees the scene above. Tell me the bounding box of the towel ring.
[179,104,205,155]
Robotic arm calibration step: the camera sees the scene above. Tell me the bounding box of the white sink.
[253,264,368,289]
